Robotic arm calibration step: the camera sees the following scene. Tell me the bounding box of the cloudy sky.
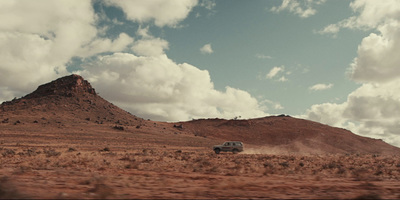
[1,0,400,147]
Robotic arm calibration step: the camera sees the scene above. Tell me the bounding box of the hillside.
[0,74,145,127]
[179,116,400,154]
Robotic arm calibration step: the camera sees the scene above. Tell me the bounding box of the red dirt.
[1,74,399,199]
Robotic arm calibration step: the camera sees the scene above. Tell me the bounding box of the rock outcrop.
[23,74,96,99]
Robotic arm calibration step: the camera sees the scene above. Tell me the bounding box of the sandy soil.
[1,122,400,199]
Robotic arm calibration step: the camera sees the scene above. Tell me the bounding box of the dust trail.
[241,147,285,155]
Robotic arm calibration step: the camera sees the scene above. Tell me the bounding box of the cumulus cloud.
[200,43,213,54]
[132,38,169,57]
[79,33,135,57]
[77,53,267,121]
[130,26,169,57]
[304,102,347,128]
[305,81,400,147]
[348,0,400,29]
[270,0,326,18]
[317,0,400,35]
[305,0,400,147]
[309,83,333,91]
[0,0,98,101]
[345,0,400,84]
[104,0,198,27]
[350,21,400,83]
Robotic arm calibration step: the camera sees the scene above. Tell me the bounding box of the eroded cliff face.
[23,74,96,99]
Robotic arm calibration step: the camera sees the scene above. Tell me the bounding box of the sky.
[1,0,400,147]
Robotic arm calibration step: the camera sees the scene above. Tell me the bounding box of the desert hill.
[0,74,145,127]
[178,116,400,154]
[1,74,399,155]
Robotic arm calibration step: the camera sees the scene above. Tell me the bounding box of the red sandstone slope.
[0,74,144,126]
[178,116,400,154]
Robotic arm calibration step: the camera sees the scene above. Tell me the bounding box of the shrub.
[44,149,61,157]
[1,149,15,157]
[279,162,289,168]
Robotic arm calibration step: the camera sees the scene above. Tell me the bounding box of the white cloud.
[318,0,400,35]
[314,24,340,36]
[136,26,152,38]
[349,20,400,83]
[131,27,169,57]
[200,0,216,10]
[104,0,198,27]
[348,0,400,29]
[77,53,267,121]
[0,0,97,101]
[306,0,400,147]
[270,0,326,18]
[309,83,333,91]
[266,66,285,79]
[132,38,169,57]
[200,43,213,54]
[304,81,400,147]
[255,54,272,59]
[79,33,135,57]
[304,102,347,128]
[261,99,284,110]
[278,76,288,82]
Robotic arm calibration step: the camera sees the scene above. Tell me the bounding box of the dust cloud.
[242,147,285,155]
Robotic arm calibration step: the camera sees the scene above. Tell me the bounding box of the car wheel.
[214,148,220,154]
[232,149,239,154]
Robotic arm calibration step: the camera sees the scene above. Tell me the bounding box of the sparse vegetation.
[0,139,399,199]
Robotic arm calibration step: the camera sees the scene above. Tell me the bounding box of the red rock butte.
[23,74,97,99]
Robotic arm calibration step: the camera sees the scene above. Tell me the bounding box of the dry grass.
[1,145,400,199]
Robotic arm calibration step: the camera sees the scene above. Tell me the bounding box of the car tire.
[214,148,220,154]
[232,149,239,154]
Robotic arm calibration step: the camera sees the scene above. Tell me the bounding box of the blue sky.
[1,0,400,147]
[163,0,366,115]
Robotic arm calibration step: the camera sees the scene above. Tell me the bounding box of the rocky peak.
[23,74,96,99]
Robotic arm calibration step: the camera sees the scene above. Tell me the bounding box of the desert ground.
[1,122,400,199]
